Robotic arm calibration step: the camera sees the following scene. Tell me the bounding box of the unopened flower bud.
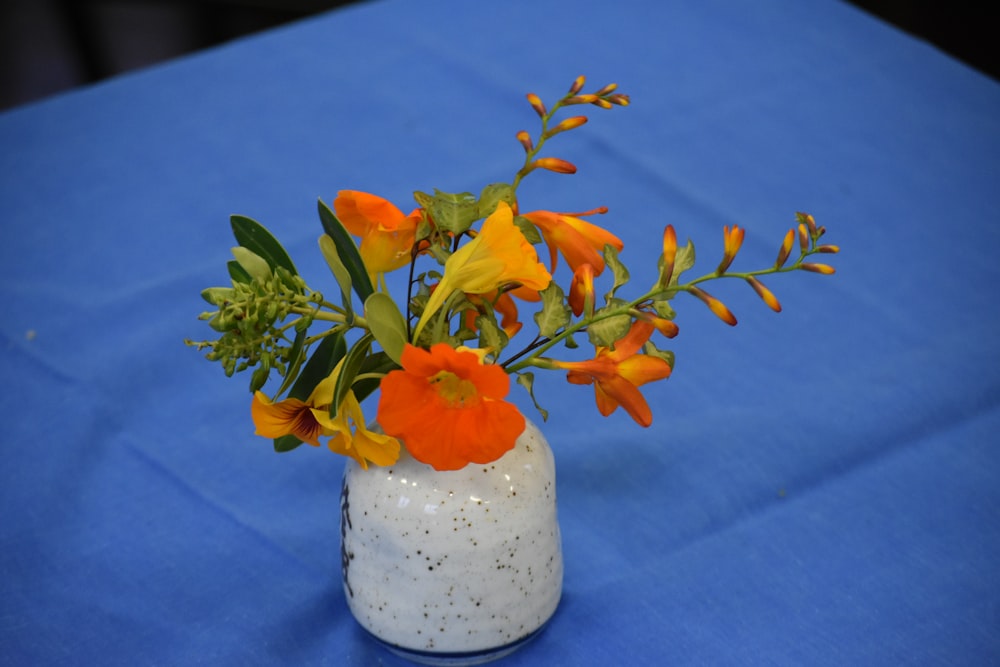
[516,130,533,153]
[594,82,618,96]
[606,94,631,106]
[746,277,782,312]
[660,225,677,287]
[775,229,795,268]
[568,263,596,317]
[815,244,840,254]
[717,224,745,274]
[526,92,546,117]
[534,157,577,174]
[635,310,680,338]
[566,94,598,105]
[689,287,737,326]
[801,263,836,275]
[593,97,614,110]
[796,212,818,237]
[798,224,810,252]
[568,75,586,94]
[546,115,588,137]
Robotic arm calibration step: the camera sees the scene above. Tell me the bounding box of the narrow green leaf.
[364,293,408,365]
[273,328,308,399]
[288,330,346,401]
[319,234,354,321]
[231,246,272,281]
[231,215,298,276]
[352,351,399,403]
[317,198,374,303]
[603,244,630,302]
[331,332,374,417]
[273,434,305,453]
[516,372,549,422]
[227,260,252,284]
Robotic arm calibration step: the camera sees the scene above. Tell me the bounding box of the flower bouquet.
[187,75,838,471]
[187,75,838,662]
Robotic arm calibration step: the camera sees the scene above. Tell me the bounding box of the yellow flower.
[333,190,422,280]
[250,366,400,468]
[413,202,550,340]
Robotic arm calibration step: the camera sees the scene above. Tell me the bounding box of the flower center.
[429,370,479,407]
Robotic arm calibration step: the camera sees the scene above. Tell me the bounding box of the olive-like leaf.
[516,372,549,422]
[331,332,374,418]
[273,328,308,399]
[364,293,408,365]
[352,351,399,404]
[231,215,298,276]
[317,198,374,303]
[231,246,272,282]
[288,330,346,401]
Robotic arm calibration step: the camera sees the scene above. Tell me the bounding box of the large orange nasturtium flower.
[550,321,672,427]
[377,343,526,471]
[413,202,550,341]
[333,190,422,279]
[251,368,400,469]
[521,208,623,274]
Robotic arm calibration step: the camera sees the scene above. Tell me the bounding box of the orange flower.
[333,190,422,279]
[251,391,329,448]
[378,344,526,471]
[413,202,550,341]
[521,208,623,274]
[550,321,672,427]
[462,290,523,338]
[568,263,596,317]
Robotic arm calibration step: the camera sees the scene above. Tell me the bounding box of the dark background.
[1,0,997,112]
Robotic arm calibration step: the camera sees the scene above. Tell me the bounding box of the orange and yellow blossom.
[413,202,550,341]
[521,208,623,275]
[251,367,400,468]
[333,190,422,279]
[548,321,672,427]
[378,344,526,471]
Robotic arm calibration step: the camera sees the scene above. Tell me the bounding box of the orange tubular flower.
[333,190,422,279]
[717,225,745,273]
[550,321,672,427]
[413,202,550,341]
[378,344,526,471]
[568,263,596,317]
[522,207,623,275]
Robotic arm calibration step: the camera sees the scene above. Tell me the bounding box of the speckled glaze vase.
[340,418,562,666]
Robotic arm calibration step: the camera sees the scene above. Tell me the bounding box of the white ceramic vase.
[340,418,562,665]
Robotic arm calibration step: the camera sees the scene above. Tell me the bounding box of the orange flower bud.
[815,244,840,254]
[717,224,745,273]
[546,115,588,137]
[796,211,818,236]
[607,94,631,106]
[660,224,677,287]
[568,263,596,317]
[534,157,577,174]
[526,92,546,117]
[746,277,781,312]
[593,97,614,110]
[594,82,618,96]
[635,310,680,338]
[566,94,598,105]
[798,223,810,252]
[775,229,795,268]
[801,263,836,275]
[689,287,737,326]
[568,75,586,95]
[516,130,533,153]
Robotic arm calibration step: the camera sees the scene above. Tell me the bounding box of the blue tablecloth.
[2,1,998,664]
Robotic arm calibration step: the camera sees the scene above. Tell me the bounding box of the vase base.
[370,621,550,667]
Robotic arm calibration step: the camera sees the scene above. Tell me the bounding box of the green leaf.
[227,260,252,284]
[475,311,509,355]
[364,293,408,365]
[231,246,272,281]
[513,215,543,245]
[587,303,632,348]
[534,283,571,338]
[419,189,479,235]
[273,328,308,398]
[603,244,630,302]
[317,198,374,303]
[643,341,675,369]
[273,434,305,453]
[319,234,354,321]
[200,287,235,306]
[331,332,374,417]
[516,372,549,422]
[288,330,346,401]
[672,239,696,284]
[478,183,516,218]
[230,215,298,276]
[652,299,676,319]
[352,351,399,404]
